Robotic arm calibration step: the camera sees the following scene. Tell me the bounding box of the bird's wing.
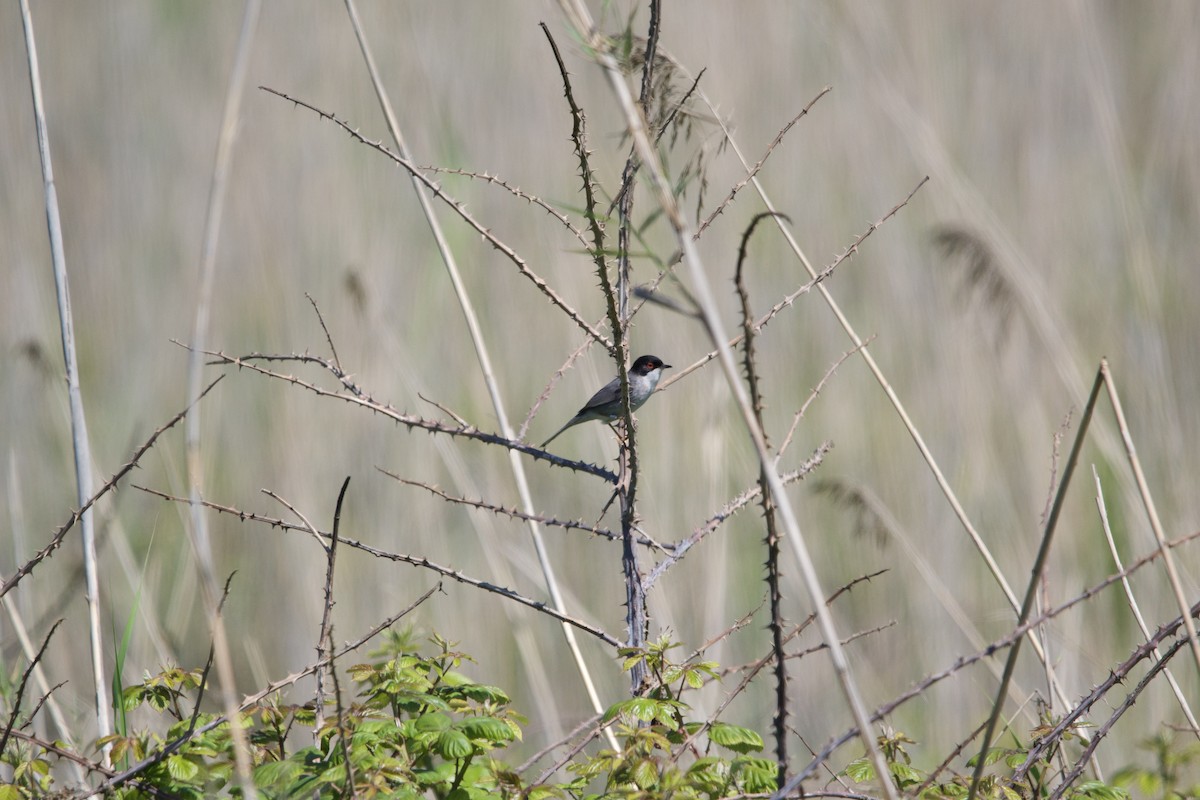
[580,375,622,414]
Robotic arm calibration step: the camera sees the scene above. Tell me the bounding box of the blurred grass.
[3,0,1199,776]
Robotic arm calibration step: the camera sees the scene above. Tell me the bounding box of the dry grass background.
[3,0,1200,780]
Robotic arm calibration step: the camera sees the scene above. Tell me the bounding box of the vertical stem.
[18,0,111,764]
[967,364,1105,800]
[184,1,263,795]
[614,0,661,695]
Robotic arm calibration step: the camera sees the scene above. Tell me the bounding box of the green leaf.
[255,759,303,788]
[416,712,452,733]
[460,716,515,743]
[630,757,659,789]
[891,761,924,786]
[734,757,779,793]
[0,786,23,800]
[120,685,146,711]
[708,722,764,754]
[166,754,200,782]
[1071,782,1130,800]
[843,757,874,782]
[437,730,475,760]
[450,683,510,705]
[603,698,662,724]
[686,757,728,791]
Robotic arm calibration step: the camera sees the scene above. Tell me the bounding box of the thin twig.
[418,164,589,249]
[4,729,175,799]
[696,87,831,237]
[327,622,357,799]
[1047,633,1189,800]
[1012,602,1199,788]
[263,489,328,552]
[379,470,645,546]
[521,336,596,442]
[0,378,223,599]
[658,181,926,394]
[1092,465,1200,735]
[305,292,342,373]
[776,339,872,462]
[261,84,611,350]
[135,483,619,646]
[314,478,351,736]
[554,8,898,788]
[643,446,830,592]
[734,211,789,780]
[789,524,1200,788]
[194,346,618,483]
[0,618,62,757]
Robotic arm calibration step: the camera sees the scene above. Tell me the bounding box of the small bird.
[540,355,671,448]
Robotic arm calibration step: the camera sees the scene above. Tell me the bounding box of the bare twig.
[776,339,872,462]
[263,489,328,552]
[313,478,351,736]
[1,378,223,600]
[417,393,469,428]
[3,729,175,799]
[643,446,830,592]
[696,87,831,237]
[1048,634,1188,799]
[261,84,611,350]
[0,618,62,757]
[305,292,342,373]
[135,483,619,647]
[553,8,898,788]
[194,346,618,483]
[789,524,1200,788]
[416,164,590,249]
[1012,602,1199,790]
[1093,465,1200,735]
[327,622,357,799]
[658,181,926,394]
[542,19,646,690]
[521,336,596,442]
[378,470,645,546]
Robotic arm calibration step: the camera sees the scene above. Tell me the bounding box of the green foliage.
[4,633,1176,800]
[839,727,1136,800]
[2,634,1181,799]
[0,633,770,798]
[566,637,774,798]
[1112,733,1200,800]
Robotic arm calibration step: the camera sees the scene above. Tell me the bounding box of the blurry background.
[3,0,1199,776]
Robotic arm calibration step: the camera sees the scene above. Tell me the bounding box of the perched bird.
[540,355,671,448]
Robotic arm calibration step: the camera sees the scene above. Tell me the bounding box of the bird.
[540,355,671,448]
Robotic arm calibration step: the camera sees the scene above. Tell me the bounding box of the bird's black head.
[631,355,671,375]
